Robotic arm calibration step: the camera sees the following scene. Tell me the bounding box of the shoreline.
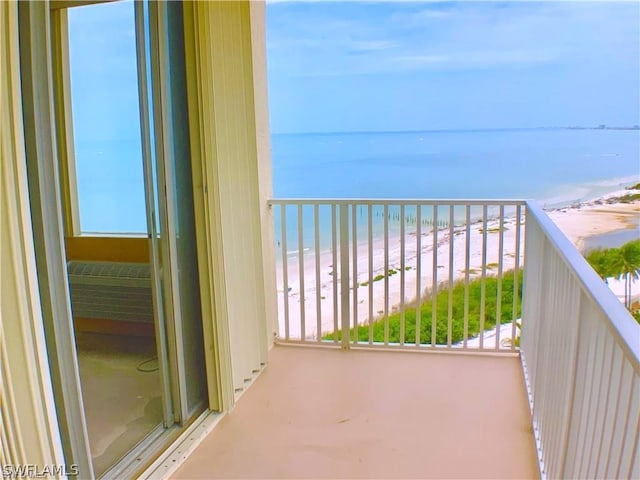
[275,182,640,340]
[544,187,640,251]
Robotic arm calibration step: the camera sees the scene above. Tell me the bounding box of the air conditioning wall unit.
[67,261,154,323]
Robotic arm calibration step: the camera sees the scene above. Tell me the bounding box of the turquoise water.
[75,128,639,234]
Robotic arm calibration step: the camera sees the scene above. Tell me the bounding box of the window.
[67,0,147,234]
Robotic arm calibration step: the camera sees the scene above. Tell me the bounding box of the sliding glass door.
[136,0,208,424]
[20,1,209,477]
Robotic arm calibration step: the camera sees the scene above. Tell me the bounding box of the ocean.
[76,128,640,234]
[272,128,639,203]
[271,128,639,252]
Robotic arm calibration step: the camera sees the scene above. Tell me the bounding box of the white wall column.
[183,0,275,410]
[249,1,278,351]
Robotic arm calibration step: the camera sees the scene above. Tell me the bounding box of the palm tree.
[585,248,616,283]
[617,240,640,309]
[585,240,640,310]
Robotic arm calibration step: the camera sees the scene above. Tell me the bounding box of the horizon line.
[272,125,640,136]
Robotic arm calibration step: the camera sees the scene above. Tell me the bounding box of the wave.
[540,175,640,209]
[286,248,311,257]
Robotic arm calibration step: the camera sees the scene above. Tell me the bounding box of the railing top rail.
[269,198,527,206]
[526,200,640,368]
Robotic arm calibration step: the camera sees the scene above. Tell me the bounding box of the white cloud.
[389,7,455,26]
[349,40,396,53]
[385,49,557,72]
[267,1,639,77]
[391,54,448,67]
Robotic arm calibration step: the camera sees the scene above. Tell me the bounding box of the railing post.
[559,297,583,478]
[340,204,350,349]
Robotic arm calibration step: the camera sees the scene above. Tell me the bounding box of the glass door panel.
[67,1,147,235]
[66,2,166,475]
[143,0,208,421]
[54,1,209,476]
[164,1,208,416]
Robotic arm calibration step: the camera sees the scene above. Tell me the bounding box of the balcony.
[172,199,639,479]
[172,346,537,479]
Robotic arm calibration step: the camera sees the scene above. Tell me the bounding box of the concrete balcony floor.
[173,345,539,479]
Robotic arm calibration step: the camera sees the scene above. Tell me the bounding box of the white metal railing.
[269,199,525,351]
[268,197,639,476]
[521,202,640,479]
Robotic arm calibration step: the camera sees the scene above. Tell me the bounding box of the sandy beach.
[546,188,640,251]
[276,186,640,341]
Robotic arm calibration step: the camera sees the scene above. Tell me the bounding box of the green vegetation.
[327,270,523,344]
[478,227,506,234]
[360,269,400,287]
[605,183,640,204]
[585,239,640,321]
[615,192,640,204]
[501,321,521,348]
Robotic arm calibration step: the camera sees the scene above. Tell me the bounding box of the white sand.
[276,188,640,341]
[546,188,640,251]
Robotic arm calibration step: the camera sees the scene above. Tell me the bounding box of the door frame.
[17,2,94,477]
[1,0,66,470]
[16,0,226,477]
[134,0,176,429]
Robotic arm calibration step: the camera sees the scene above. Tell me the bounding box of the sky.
[266,1,640,134]
[68,1,140,143]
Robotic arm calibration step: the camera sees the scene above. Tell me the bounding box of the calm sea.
[76,128,639,234]
[272,128,640,203]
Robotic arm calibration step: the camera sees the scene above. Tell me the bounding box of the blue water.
[583,228,640,251]
[271,128,639,252]
[75,128,639,234]
[273,129,639,203]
